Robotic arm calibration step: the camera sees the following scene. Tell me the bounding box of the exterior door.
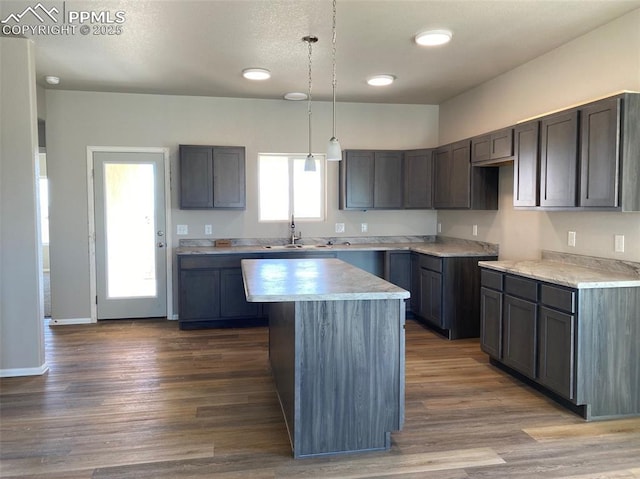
[93,151,167,319]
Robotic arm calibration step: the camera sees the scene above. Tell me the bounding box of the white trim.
[169,314,179,320]
[1,363,49,378]
[86,146,172,322]
[48,317,93,326]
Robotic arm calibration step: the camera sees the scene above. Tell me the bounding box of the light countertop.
[241,258,410,302]
[178,241,497,258]
[478,259,640,289]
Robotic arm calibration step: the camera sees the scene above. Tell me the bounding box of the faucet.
[290,215,301,245]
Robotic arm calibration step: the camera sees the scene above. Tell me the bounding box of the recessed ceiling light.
[45,75,60,85]
[242,68,271,80]
[367,74,395,86]
[415,30,453,46]
[284,92,308,101]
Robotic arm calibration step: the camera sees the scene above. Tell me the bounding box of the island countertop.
[241,258,410,302]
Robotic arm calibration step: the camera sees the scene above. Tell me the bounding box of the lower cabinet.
[178,254,265,329]
[413,252,497,339]
[480,267,640,420]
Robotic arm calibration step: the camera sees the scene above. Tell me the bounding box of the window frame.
[258,153,326,223]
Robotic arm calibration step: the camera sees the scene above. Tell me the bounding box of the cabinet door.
[540,111,578,207]
[179,269,220,320]
[404,149,433,209]
[450,140,472,208]
[220,268,260,318]
[580,98,620,207]
[433,145,452,208]
[213,147,246,208]
[491,128,514,159]
[513,121,540,207]
[180,146,213,208]
[538,306,575,400]
[374,151,403,208]
[503,295,537,378]
[471,134,491,163]
[342,151,374,209]
[480,287,502,358]
[410,254,421,313]
[420,268,443,327]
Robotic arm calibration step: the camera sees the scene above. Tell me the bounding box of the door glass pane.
[104,163,156,298]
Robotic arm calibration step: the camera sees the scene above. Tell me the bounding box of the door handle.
[157,242,165,248]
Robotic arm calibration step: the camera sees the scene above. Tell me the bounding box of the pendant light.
[326,0,342,162]
[303,35,318,172]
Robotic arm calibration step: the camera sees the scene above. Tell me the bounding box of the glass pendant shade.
[326,137,342,161]
[304,153,316,172]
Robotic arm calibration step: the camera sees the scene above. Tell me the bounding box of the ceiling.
[2,0,640,104]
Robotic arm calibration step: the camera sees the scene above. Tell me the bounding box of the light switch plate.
[615,234,625,253]
[205,224,213,235]
[361,223,368,233]
[177,224,188,235]
[472,224,478,236]
[335,223,345,233]
[568,231,576,247]
[437,223,442,233]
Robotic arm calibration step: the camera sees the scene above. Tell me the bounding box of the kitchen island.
[241,258,410,458]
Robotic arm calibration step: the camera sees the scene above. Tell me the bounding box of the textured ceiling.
[2,0,640,104]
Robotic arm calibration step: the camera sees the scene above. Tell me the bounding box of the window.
[258,154,325,221]
[39,178,50,244]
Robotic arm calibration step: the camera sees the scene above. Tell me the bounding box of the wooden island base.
[269,299,405,458]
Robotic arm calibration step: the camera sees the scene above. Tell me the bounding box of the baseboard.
[0,362,49,378]
[48,317,94,326]
[169,314,179,320]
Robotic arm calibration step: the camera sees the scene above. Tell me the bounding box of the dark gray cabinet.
[579,97,620,208]
[480,269,503,358]
[339,150,403,210]
[471,127,514,165]
[404,149,433,209]
[540,110,579,207]
[414,252,497,339]
[480,266,640,420]
[514,93,640,211]
[178,254,263,329]
[179,145,246,209]
[513,121,540,207]
[434,140,499,210]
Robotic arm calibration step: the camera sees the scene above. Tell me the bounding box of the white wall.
[438,8,640,262]
[46,92,439,320]
[0,38,47,376]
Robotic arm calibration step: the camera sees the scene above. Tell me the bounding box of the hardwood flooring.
[1,319,639,478]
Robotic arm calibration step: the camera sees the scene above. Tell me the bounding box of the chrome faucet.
[290,215,301,245]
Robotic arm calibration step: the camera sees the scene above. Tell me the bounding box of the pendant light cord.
[331,0,337,138]
[307,37,313,157]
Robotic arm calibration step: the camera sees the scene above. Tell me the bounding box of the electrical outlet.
[177,224,188,235]
[568,231,576,247]
[361,223,368,233]
[437,223,442,233]
[615,234,625,253]
[472,224,478,236]
[335,223,345,233]
[205,224,213,235]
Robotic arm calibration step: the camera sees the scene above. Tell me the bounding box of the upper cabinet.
[179,145,246,209]
[339,150,403,210]
[513,92,640,211]
[471,127,514,165]
[434,140,498,210]
[404,149,433,209]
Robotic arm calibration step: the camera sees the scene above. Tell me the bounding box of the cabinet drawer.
[505,275,538,301]
[419,254,442,272]
[540,284,576,314]
[481,269,503,291]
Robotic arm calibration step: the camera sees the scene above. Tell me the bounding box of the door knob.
[157,242,165,248]
[157,230,164,237]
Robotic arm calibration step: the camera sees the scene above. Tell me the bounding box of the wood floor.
[1,319,639,478]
